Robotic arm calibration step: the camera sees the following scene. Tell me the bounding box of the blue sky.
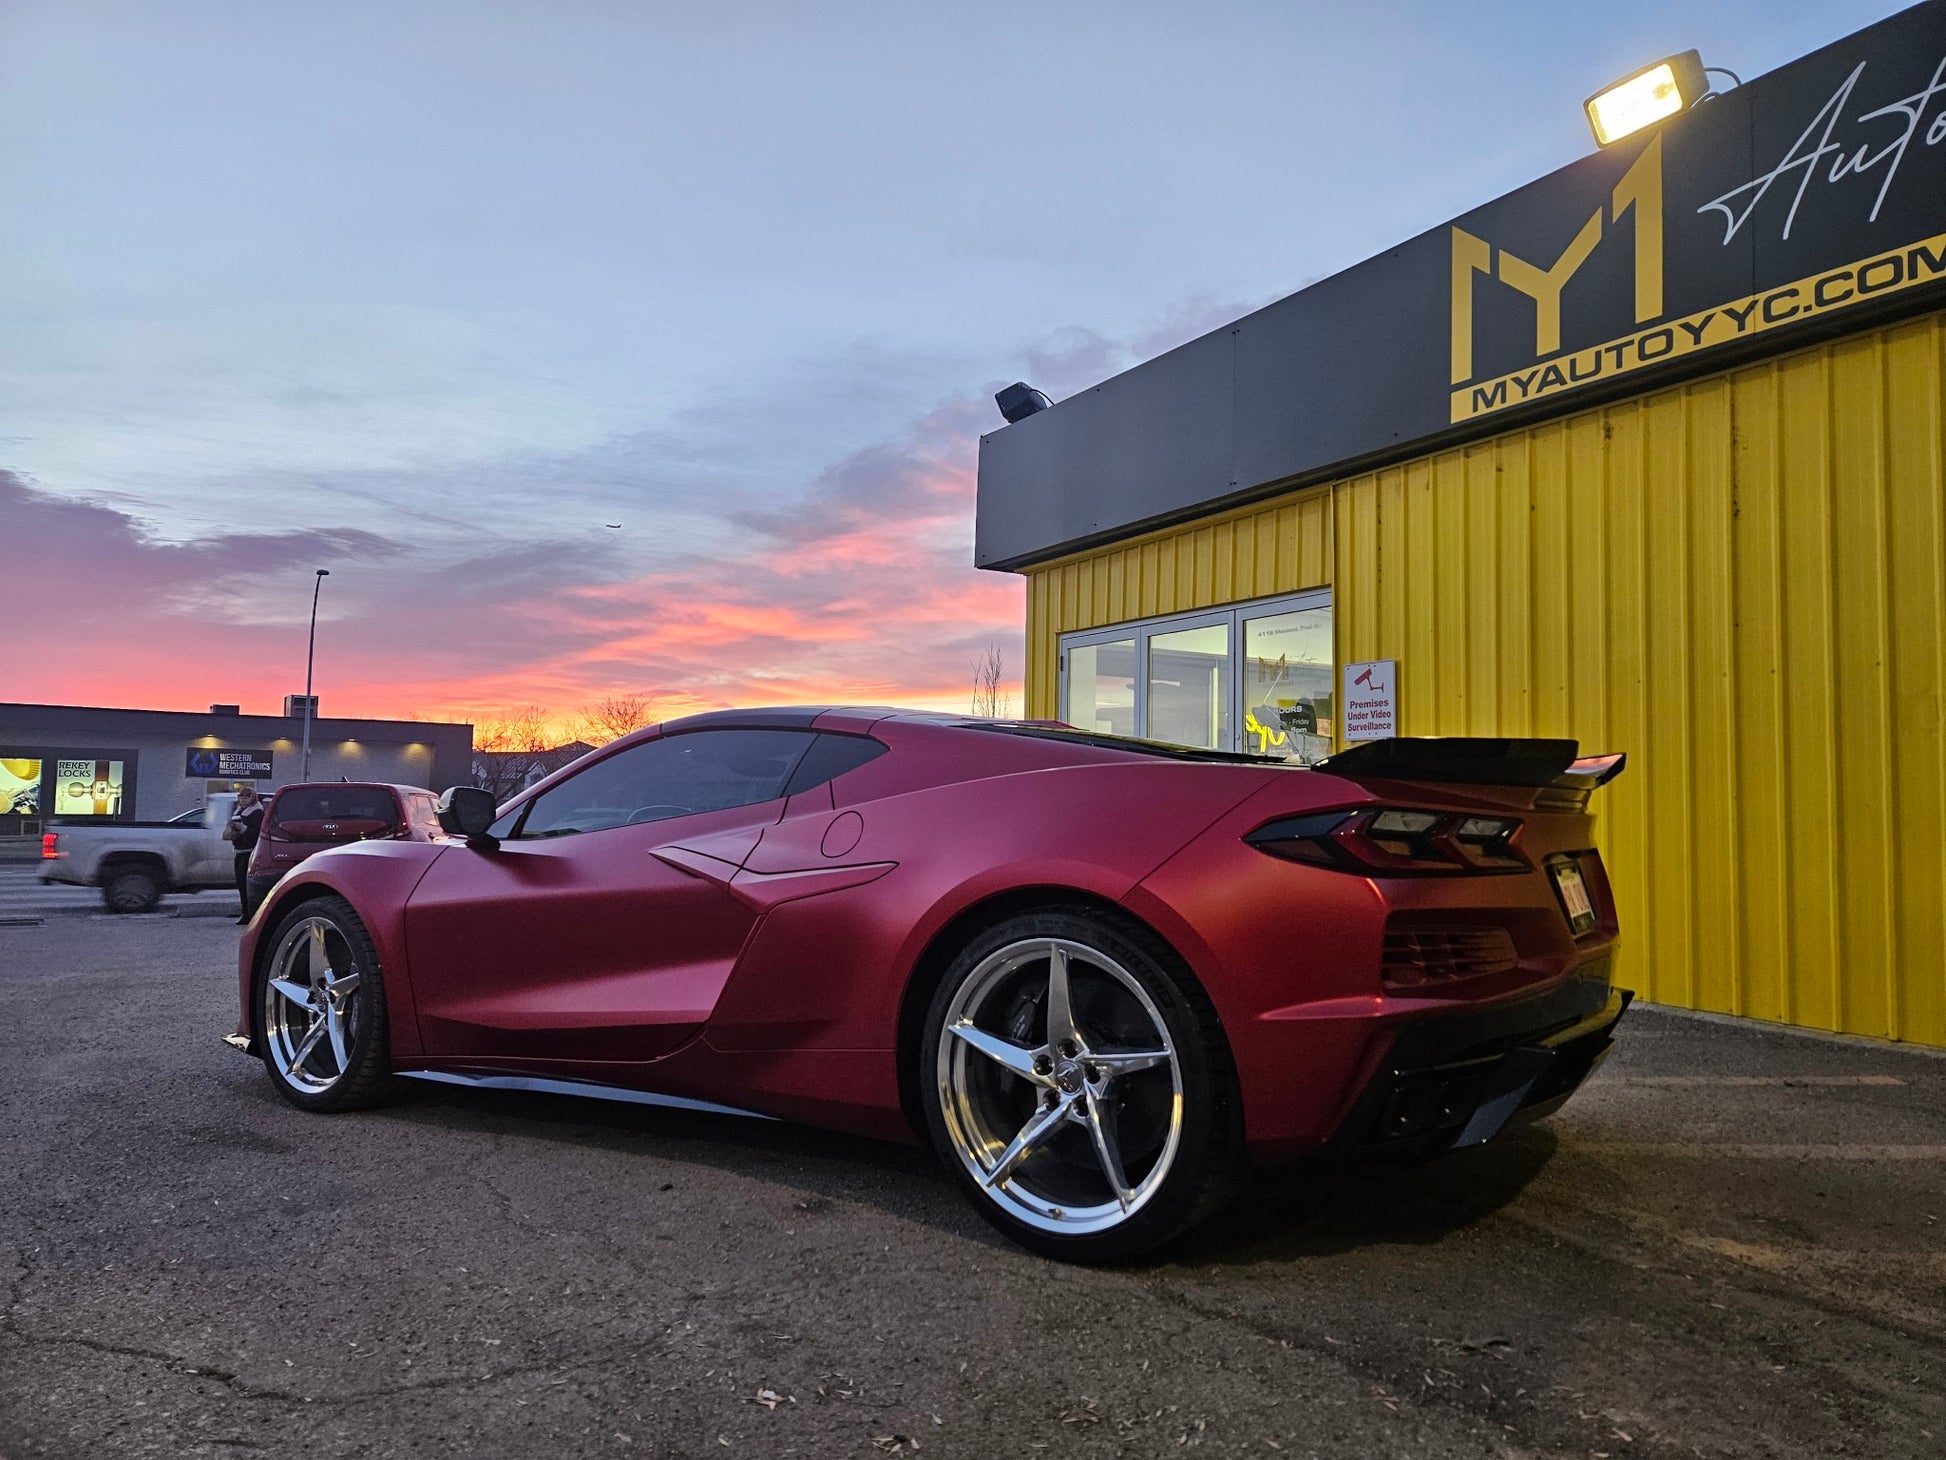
[0,0,1915,723]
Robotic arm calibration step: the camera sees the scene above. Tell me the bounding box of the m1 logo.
[1449,136,1666,393]
[1445,40,1946,429]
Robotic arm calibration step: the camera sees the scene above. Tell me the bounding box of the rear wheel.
[921,909,1242,1263]
[100,864,164,914]
[256,895,400,1112]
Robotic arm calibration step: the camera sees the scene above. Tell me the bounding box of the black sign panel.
[977,0,1946,569]
[186,747,273,779]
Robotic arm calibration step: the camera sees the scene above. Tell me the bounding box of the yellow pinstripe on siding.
[1021,308,1946,1048]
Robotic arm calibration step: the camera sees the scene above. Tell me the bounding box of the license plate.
[1552,858,1596,934]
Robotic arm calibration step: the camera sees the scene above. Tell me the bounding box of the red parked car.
[230,708,1627,1262]
[245,782,444,911]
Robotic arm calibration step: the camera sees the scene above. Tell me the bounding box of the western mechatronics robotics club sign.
[185,748,273,779]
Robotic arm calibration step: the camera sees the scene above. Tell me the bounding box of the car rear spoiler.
[1313,737,1625,808]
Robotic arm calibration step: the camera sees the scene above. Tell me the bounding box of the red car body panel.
[402,798,777,1063]
[237,710,1624,1160]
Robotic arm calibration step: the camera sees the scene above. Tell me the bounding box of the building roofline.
[0,701,471,737]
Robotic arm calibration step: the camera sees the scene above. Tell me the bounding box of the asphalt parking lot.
[1,886,1941,1460]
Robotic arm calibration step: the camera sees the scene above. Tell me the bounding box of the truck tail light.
[1245,808,1528,875]
[41,833,60,860]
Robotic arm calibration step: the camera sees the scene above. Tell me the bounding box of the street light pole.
[300,569,330,781]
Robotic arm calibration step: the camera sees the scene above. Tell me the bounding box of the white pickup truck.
[41,793,244,913]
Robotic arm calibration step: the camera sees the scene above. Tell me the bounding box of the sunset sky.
[0,0,1905,737]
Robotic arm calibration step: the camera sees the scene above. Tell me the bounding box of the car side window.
[509,730,818,839]
[782,733,888,796]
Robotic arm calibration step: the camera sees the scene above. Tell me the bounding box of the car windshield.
[961,721,1279,765]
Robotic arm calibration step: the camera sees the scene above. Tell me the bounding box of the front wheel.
[920,909,1242,1263]
[256,895,400,1112]
[100,864,164,914]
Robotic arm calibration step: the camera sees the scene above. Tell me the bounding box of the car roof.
[654,706,985,735]
[266,782,429,799]
[649,707,1274,764]
[655,706,888,731]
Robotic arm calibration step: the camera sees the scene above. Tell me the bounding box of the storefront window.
[1,758,42,817]
[1059,590,1331,759]
[53,758,124,816]
[1066,639,1137,737]
[1147,622,1232,750]
[1242,605,1334,764]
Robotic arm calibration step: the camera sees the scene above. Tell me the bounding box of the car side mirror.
[436,786,501,849]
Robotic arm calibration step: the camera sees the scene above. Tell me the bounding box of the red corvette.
[230,707,1627,1261]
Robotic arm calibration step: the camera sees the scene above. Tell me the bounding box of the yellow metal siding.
[1022,308,1946,1047]
[1024,493,1333,724]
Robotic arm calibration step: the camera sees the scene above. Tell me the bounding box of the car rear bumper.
[1326,976,1630,1160]
[1233,952,1626,1162]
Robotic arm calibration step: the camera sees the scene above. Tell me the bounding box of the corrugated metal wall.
[1023,308,1946,1048]
[1025,492,1335,713]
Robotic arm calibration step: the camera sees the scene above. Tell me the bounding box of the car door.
[402,728,817,1065]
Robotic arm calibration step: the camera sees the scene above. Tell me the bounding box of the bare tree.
[470,705,556,800]
[970,642,1010,719]
[577,692,658,746]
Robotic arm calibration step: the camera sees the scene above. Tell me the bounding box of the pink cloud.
[0,388,1026,739]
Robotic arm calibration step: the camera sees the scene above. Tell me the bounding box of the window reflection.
[1242,607,1333,763]
[1147,623,1232,750]
[1067,640,1137,737]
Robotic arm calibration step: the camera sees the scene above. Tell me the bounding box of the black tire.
[100,864,164,914]
[920,907,1244,1263]
[255,895,401,1113]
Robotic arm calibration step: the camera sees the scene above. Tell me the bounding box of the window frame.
[1057,588,1334,757]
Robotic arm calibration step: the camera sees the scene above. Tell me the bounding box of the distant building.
[471,740,597,801]
[0,701,472,836]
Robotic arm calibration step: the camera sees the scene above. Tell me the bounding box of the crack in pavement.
[0,1317,308,1408]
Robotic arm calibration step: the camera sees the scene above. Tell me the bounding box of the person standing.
[225,786,267,925]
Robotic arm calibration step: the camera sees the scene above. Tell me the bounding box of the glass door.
[1146,620,1232,750]
[1240,603,1334,763]
[1064,639,1138,737]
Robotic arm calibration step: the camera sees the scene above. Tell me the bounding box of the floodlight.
[1585,50,1707,147]
[995,382,1053,424]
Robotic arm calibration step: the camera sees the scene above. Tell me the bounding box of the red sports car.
[230,708,1627,1262]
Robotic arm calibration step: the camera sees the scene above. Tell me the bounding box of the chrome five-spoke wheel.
[257,895,397,1111]
[922,910,1238,1262]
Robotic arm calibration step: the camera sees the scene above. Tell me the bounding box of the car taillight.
[1245,808,1528,874]
[41,833,60,860]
